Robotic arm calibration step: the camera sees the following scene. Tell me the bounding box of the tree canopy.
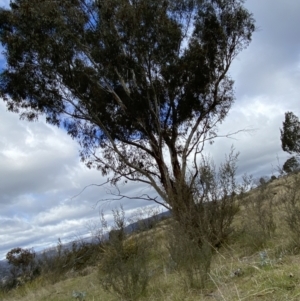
[283,156,300,174]
[6,247,35,270]
[280,111,300,155]
[0,0,255,221]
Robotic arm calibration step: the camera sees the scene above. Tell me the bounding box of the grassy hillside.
[2,173,300,301]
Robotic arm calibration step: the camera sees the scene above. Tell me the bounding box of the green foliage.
[99,207,151,300]
[167,221,213,289]
[100,239,150,300]
[165,148,242,288]
[280,111,300,155]
[280,174,300,244]
[0,0,255,262]
[3,247,39,291]
[6,248,35,271]
[6,177,300,300]
[0,0,255,216]
[283,156,300,174]
[241,185,277,252]
[259,176,267,186]
[37,239,102,284]
[186,147,241,248]
[63,241,101,271]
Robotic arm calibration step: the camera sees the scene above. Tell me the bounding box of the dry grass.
[0,268,114,301]
[2,173,300,301]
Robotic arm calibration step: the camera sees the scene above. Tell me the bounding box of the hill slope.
[2,173,300,301]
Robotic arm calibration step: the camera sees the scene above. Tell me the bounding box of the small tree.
[254,176,269,187]
[259,176,268,186]
[283,156,300,174]
[280,111,300,155]
[6,248,35,270]
[6,247,36,280]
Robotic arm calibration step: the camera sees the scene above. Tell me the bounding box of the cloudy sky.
[0,0,299,259]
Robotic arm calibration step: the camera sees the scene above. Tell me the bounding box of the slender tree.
[280,111,300,155]
[0,0,255,246]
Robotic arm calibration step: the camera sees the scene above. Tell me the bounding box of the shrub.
[271,175,277,181]
[280,174,300,245]
[99,206,150,300]
[166,148,242,289]
[5,247,39,289]
[283,156,300,174]
[167,220,212,289]
[240,185,277,251]
[6,248,36,273]
[38,238,102,284]
[0,275,19,292]
[191,148,241,248]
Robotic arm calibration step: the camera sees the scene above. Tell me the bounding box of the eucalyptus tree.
[0,0,255,246]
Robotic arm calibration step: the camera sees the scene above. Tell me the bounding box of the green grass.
[2,173,300,301]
